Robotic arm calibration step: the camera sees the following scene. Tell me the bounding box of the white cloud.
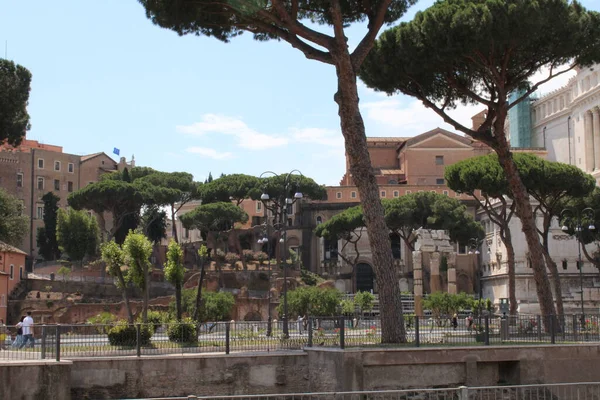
[290,127,344,148]
[186,146,234,160]
[177,114,289,150]
[362,97,483,137]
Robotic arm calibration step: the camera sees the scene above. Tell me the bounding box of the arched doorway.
[356,263,375,293]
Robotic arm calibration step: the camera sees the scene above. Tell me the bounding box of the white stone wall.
[479,199,600,314]
[532,64,600,183]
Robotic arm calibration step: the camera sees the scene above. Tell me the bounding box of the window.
[388,179,398,184]
[351,191,357,199]
[436,178,445,185]
[316,216,323,225]
[457,244,467,254]
[393,191,399,198]
[19,267,23,280]
[336,192,342,199]
[37,158,44,169]
[455,192,461,197]
[390,234,401,259]
[443,190,449,196]
[286,204,293,215]
[68,163,74,173]
[406,190,411,194]
[562,260,568,270]
[36,205,44,219]
[435,155,444,165]
[381,191,386,198]
[54,179,60,191]
[68,181,74,192]
[324,237,338,260]
[9,265,14,280]
[37,177,44,190]
[256,201,262,212]
[54,161,61,171]
[16,173,23,188]
[183,228,189,239]
[287,218,293,227]
[577,260,583,270]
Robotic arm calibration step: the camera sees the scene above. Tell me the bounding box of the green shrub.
[107,321,152,346]
[87,312,119,334]
[167,318,197,343]
[137,310,167,332]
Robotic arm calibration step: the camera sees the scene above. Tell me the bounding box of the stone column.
[430,251,442,293]
[413,251,424,317]
[584,111,595,172]
[447,252,457,295]
[594,108,600,170]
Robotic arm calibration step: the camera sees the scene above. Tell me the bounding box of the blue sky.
[1,0,598,186]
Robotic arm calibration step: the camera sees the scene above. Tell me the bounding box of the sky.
[1,0,598,186]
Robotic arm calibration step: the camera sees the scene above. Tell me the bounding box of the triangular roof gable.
[405,128,473,149]
[81,152,117,165]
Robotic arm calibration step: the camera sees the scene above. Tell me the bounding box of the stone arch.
[287,236,300,247]
[244,311,262,321]
[457,273,472,294]
[356,263,375,293]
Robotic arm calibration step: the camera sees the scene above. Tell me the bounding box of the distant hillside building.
[0,136,134,260]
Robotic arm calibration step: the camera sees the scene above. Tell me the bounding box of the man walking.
[19,312,34,349]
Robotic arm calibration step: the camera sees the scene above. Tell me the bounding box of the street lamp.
[257,217,272,336]
[259,170,304,338]
[468,238,489,328]
[560,207,596,326]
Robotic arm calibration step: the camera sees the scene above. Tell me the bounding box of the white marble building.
[479,199,600,315]
[531,64,600,182]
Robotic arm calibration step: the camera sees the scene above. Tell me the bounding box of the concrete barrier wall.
[70,352,308,399]
[5,344,600,399]
[0,360,72,400]
[306,344,600,392]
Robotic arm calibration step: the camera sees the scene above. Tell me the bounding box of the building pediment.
[405,128,473,149]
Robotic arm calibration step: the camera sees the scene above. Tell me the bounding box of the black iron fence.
[305,314,600,348]
[2,314,600,361]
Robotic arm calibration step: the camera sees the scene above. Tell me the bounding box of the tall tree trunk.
[175,281,182,321]
[171,205,178,243]
[501,228,518,315]
[333,49,406,343]
[116,269,134,323]
[193,258,207,323]
[542,230,565,316]
[493,121,556,322]
[142,265,149,323]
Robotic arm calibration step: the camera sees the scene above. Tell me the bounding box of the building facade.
[479,199,600,315]
[531,64,600,182]
[0,136,133,259]
[0,241,26,322]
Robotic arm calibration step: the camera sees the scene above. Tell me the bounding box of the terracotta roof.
[0,241,27,255]
[81,152,117,164]
[80,152,103,161]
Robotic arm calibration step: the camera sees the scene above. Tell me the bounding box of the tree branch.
[351,0,393,68]
[508,64,577,110]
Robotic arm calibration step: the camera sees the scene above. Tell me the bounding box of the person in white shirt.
[19,312,34,349]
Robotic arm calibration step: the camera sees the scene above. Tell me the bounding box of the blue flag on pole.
[113,148,120,156]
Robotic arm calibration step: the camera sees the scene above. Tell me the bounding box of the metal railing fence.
[2,314,600,361]
[152,382,600,400]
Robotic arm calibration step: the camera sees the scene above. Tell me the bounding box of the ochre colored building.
[0,241,27,322]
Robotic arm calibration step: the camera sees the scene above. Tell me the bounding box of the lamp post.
[257,211,272,336]
[560,207,596,326]
[468,238,489,328]
[260,170,303,338]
